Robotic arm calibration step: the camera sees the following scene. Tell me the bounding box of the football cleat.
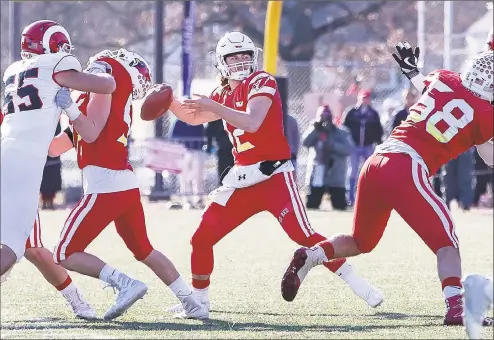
[462,275,494,338]
[103,274,148,320]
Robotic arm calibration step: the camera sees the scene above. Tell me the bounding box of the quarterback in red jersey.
[165,31,383,317]
[281,42,493,326]
[48,49,207,320]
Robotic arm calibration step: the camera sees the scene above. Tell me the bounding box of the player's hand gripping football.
[392,41,420,79]
[55,87,81,121]
[181,94,214,114]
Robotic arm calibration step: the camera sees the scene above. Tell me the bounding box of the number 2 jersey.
[377,69,493,174]
[2,52,81,161]
[209,71,291,166]
[71,56,138,194]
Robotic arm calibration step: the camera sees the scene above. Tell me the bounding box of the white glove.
[84,60,112,75]
[55,87,81,121]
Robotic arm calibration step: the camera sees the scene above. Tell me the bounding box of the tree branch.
[225,4,265,46]
[313,0,387,38]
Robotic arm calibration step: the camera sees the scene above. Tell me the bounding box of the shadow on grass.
[211,309,444,321]
[2,314,442,334]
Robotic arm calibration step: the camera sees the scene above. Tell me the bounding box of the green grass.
[1,202,493,339]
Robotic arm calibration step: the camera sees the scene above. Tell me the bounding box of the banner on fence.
[142,139,187,174]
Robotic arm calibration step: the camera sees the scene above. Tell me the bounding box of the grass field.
[1,201,493,339]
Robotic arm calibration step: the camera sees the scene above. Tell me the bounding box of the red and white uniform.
[191,71,346,276]
[25,213,43,249]
[1,52,82,262]
[53,57,152,264]
[210,71,291,166]
[353,70,494,254]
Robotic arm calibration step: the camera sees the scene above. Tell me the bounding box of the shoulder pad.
[53,53,83,73]
[3,61,24,83]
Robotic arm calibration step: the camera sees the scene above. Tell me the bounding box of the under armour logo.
[238,174,246,180]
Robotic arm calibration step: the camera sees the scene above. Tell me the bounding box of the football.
[140,83,173,121]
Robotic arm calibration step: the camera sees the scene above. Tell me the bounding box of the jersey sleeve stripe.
[249,73,275,84]
[248,86,276,100]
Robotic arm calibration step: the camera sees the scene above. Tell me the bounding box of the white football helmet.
[88,48,153,100]
[214,32,260,81]
[461,51,493,103]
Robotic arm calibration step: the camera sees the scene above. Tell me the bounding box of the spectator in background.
[343,89,383,205]
[473,151,493,208]
[303,105,354,211]
[390,87,419,130]
[380,97,400,138]
[285,114,300,174]
[40,122,62,210]
[444,148,475,211]
[205,119,234,185]
[170,119,206,209]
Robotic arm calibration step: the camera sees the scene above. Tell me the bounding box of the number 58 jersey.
[389,69,493,174]
[1,52,82,158]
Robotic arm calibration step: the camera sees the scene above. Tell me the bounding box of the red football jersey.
[391,69,493,174]
[73,57,133,171]
[209,71,291,166]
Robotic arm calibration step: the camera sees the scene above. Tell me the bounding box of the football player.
[0,214,95,319]
[461,27,494,340]
[280,42,493,326]
[47,49,207,321]
[165,31,383,318]
[1,20,115,278]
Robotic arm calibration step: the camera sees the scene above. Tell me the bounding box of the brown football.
[140,83,173,121]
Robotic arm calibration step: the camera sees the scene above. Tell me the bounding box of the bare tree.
[197,1,388,93]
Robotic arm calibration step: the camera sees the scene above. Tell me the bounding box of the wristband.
[405,68,420,80]
[64,102,81,121]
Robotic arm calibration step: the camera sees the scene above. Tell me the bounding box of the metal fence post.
[149,0,170,201]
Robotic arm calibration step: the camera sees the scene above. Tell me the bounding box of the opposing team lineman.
[164,31,383,317]
[47,49,208,320]
[280,41,493,326]
[1,20,115,278]
[461,27,494,340]
[0,212,95,319]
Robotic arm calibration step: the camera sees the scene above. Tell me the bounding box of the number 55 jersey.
[1,52,81,262]
[2,52,82,158]
[382,69,493,174]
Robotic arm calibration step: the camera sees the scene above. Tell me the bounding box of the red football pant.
[353,153,459,254]
[25,212,43,249]
[53,188,153,264]
[190,171,346,281]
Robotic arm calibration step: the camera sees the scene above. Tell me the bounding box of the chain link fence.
[60,59,403,196]
[1,1,490,203]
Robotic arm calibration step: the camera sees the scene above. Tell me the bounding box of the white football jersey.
[1,52,82,157]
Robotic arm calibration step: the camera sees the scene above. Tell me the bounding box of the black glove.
[392,41,420,79]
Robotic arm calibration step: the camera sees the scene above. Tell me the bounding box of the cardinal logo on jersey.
[251,76,269,91]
